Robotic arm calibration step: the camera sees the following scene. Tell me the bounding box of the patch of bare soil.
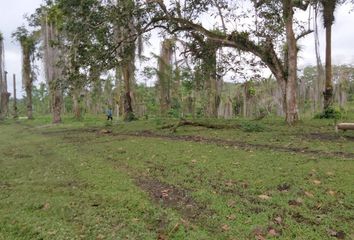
[0,181,11,189]
[135,177,210,221]
[38,128,98,136]
[117,131,354,160]
[305,132,354,141]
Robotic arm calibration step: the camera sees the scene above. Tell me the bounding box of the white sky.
[1,0,354,97]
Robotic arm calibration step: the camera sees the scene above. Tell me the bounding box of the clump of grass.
[240,121,265,132]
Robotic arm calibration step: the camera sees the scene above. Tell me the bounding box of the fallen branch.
[335,123,354,133]
[162,119,240,133]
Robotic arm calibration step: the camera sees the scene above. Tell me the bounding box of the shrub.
[314,106,342,120]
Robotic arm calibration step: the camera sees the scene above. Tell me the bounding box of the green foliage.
[315,106,342,119]
[248,86,256,96]
[166,98,181,118]
[240,121,265,132]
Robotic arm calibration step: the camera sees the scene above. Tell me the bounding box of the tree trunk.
[26,84,33,119]
[73,90,81,119]
[314,4,325,111]
[13,74,18,119]
[0,35,5,120]
[42,16,63,124]
[206,58,219,118]
[158,39,173,115]
[284,0,299,125]
[22,43,34,120]
[122,62,135,121]
[52,89,62,124]
[323,23,333,110]
[202,39,219,118]
[0,71,10,119]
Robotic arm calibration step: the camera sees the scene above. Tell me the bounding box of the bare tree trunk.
[0,71,10,119]
[122,62,135,121]
[52,88,62,124]
[0,45,10,118]
[42,15,63,124]
[314,4,325,111]
[72,90,81,119]
[284,0,299,125]
[158,39,173,115]
[323,22,333,110]
[114,68,123,119]
[13,74,18,119]
[203,40,219,118]
[243,83,248,118]
[25,81,33,119]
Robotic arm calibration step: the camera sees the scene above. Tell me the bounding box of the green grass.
[0,115,354,239]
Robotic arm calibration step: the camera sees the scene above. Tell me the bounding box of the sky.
[1,0,354,97]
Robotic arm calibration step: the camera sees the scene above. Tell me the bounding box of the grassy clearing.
[0,116,353,239]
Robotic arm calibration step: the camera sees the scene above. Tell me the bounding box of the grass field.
[0,115,353,239]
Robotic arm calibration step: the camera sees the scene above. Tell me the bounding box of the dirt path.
[115,131,354,160]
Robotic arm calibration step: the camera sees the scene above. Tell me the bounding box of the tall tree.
[148,0,312,124]
[41,5,64,123]
[313,2,325,111]
[12,26,38,120]
[0,33,10,120]
[321,0,338,111]
[157,39,174,115]
[112,0,138,121]
[201,38,220,118]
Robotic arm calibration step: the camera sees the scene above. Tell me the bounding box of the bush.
[314,106,342,119]
[240,122,265,132]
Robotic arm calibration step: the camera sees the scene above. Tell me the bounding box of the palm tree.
[12,26,38,119]
[321,0,338,111]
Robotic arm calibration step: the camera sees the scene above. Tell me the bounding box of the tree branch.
[296,29,313,41]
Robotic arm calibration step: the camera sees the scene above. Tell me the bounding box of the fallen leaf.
[274,216,283,225]
[221,224,230,231]
[288,198,303,206]
[157,233,168,240]
[227,200,237,208]
[304,191,314,198]
[161,189,169,198]
[240,181,249,189]
[268,228,278,237]
[48,230,57,235]
[255,234,266,240]
[258,194,271,200]
[225,180,234,187]
[312,180,321,185]
[42,203,50,210]
[316,203,323,209]
[327,190,336,196]
[99,129,111,134]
